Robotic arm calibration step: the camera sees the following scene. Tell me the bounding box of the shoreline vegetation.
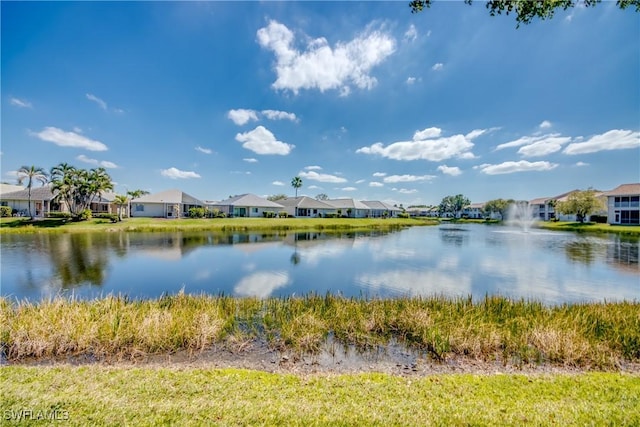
[1,215,639,235]
[2,293,639,370]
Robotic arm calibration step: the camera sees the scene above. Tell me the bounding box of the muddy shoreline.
[7,340,640,377]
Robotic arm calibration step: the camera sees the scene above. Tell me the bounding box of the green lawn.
[536,221,640,235]
[2,367,638,426]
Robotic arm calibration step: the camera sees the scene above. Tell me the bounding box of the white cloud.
[372,172,387,177]
[272,181,285,186]
[257,20,396,95]
[383,174,435,183]
[563,129,640,155]
[308,185,321,190]
[31,127,108,151]
[355,179,365,184]
[86,93,108,110]
[437,165,462,176]
[432,63,443,71]
[195,146,212,154]
[9,97,32,108]
[235,126,294,155]
[243,158,258,163]
[76,154,118,169]
[406,77,416,85]
[575,161,589,167]
[369,182,384,187]
[404,24,418,41]
[161,167,201,179]
[340,187,357,192]
[227,109,259,126]
[357,128,481,162]
[298,170,347,183]
[304,165,322,171]
[234,271,290,298]
[475,160,558,175]
[517,136,571,157]
[539,120,552,129]
[397,189,418,194]
[261,109,297,122]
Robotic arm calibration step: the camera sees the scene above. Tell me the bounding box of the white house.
[212,194,285,218]
[461,202,485,219]
[130,189,203,218]
[0,184,60,217]
[326,198,370,218]
[604,183,640,225]
[277,196,335,218]
[361,201,402,218]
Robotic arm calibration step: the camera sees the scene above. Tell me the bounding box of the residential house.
[326,198,370,218]
[277,196,335,218]
[362,201,402,218]
[529,196,556,221]
[604,183,640,225]
[0,184,60,217]
[130,189,203,218]
[212,194,285,218]
[461,202,485,219]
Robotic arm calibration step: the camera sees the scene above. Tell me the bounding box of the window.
[631,196,639,208]
[615,197,621,208]
[135,204,144,212]
[252,208,258,213]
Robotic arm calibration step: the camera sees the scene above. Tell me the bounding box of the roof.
[214,193,285,208]
[0,184,56,201]
[132,189,203,205]
[467,202,485,209]
[529,197,552,205]
[326,198,369,210]
[603,183,640,196]
[0,183,25,195]
[277,196,335,209]
[362,200,402,211]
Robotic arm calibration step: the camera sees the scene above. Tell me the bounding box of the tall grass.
[2,293,639,369]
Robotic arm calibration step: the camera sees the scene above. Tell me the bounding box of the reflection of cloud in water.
[137,248,184,261]
[193,269,212,281]
[234,271,291,298]
[356,270,472,297]
[299,242,353,266]
[372,247,418,261]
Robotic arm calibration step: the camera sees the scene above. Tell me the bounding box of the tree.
[291,176,303,198]
[16,165,48,219]
[409,0,639,27]
[127,189,149,200]
[439,194,470,218]
[113,194,129,222]
[267,194,288,201]
[483,198,514,220]
[315,193,329,201]
[555,189,604,223]
[50,164,114,220]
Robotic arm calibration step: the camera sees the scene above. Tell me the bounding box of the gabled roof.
[215,193,284,208]
[604,183,640,196]
[467,202,485,209]
[0,184,56,201]
[362,200,402,211]
[132,189,203,205]
[0,183,25,195]
[326,198,369,210]
[278,196,335,209]
[529,197,552,205]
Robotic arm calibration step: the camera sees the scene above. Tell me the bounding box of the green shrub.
[79,209,92,221]
[188,207,206,218]
[94,213,118,223]
[47,212,72,219]
[263,211,276,218]
[278,211,288,218]
[398,212,410,219]
[0,206,11,217]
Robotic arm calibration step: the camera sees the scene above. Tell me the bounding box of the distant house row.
[129,190,402,219]
[1,182,638,225]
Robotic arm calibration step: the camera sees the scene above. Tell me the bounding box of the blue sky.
[2,1,639,206]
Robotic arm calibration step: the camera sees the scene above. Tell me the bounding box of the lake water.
[1,225,638,304]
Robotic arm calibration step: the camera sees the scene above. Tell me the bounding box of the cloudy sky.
[2,2,638,205]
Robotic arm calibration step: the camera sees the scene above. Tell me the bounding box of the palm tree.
[50,163,77,215]
[291,176,302,198]
[16,165,48,219]
[113,195,129,221]
[127,189,150,200]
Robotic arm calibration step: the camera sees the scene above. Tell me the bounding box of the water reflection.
[1,226,638,303]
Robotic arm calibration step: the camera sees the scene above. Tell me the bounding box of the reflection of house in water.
[607,238,639,274]
[439,228,469,246]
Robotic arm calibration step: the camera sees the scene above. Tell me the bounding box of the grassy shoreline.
[3,293,638,369]
[0,216,434,234]
[2,366,638,426]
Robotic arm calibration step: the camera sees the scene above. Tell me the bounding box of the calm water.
[1,225,638,304]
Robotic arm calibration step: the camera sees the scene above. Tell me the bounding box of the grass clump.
[2,294,639,369]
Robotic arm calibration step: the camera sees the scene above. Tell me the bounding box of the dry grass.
[2,293,639,369]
